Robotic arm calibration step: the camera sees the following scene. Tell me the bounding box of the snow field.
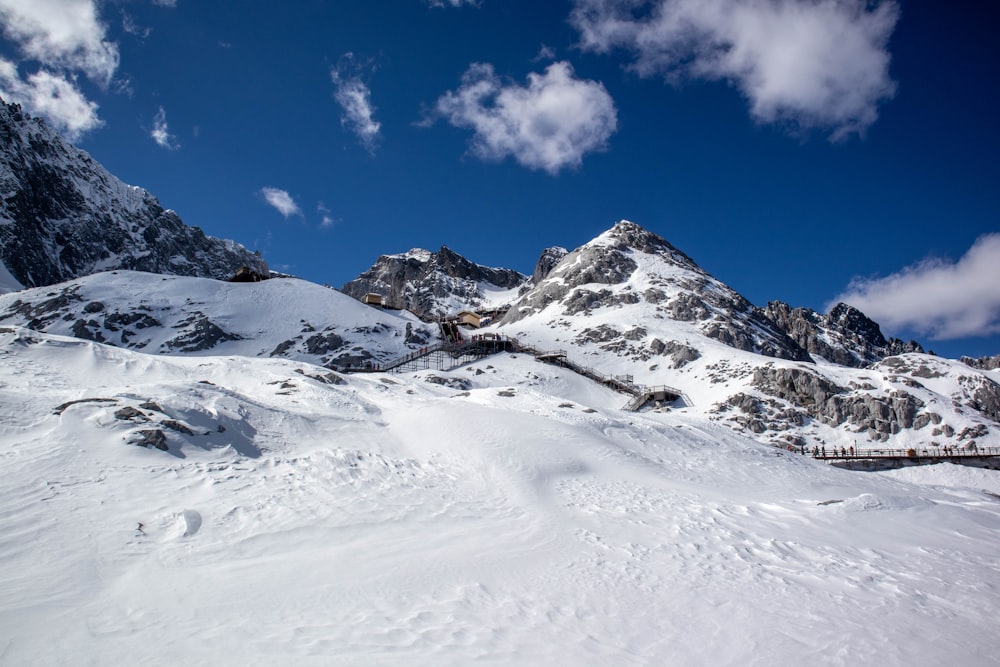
[0,328,998,665]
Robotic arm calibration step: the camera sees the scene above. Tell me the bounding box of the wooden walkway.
[810,447,1000,465]
[339,334,690,409]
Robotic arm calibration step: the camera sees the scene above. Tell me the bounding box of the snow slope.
[1,326,998,665]
[0,270,436,368]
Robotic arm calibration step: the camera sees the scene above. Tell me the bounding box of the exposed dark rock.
[104,311,161,331]
[132,429,168,451]
[229,266,268,282]
[751,365,931,440]
[161,419,194,435]
[114,406,148,421]
[532,246,568,283]
[71,318,105,342]
[956,374,1000,423]
[764,301,925,367]
[163,316,242,352]
[270,339,298,357]
[405,322,432,345]
[424,375,472,390]
[342,245,526,317]
[649,338,701,368]
[576,325,621,344]
[304,332,345,356]
[666,293,711,322]
[53,397,116,415]
[0,100,268,288]
[294,368,347,385]
[962,354,1000,371]
[0,285,84,327]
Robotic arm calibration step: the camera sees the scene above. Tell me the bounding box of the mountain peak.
[592,219,700,271]
[502,219,809,362]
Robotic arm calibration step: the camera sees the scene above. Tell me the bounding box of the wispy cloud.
[426,0,480,7]
[260,187,302,219]
[150,106,179,150]
[121,11,151,39]
[331,54,381,154]
[832,234,1000,340]
[0,58,102,141]
[534,45,557,62]
[570,0,899,140]
[430,61,618,175]
[152,0,177,8]
[317,202,336,228]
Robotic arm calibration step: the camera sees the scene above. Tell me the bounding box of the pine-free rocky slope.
[0,99,267,288]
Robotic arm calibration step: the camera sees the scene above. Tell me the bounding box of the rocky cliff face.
[341,245,527,318]
[0,99,268,288]
[763,301,924,368]
[962,354,1000,371]
[532,246,568,283]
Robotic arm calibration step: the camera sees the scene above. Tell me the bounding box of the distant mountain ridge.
[763,301,924,368]
[0,98,268,288]
[341,245,528,318]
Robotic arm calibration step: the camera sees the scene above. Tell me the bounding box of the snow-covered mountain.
[0,270,436,369]
[341,245,528,317]
[492,221,1000,451]
[0,99,268,288]
[501,221,811,361]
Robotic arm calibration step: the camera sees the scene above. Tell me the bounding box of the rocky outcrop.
[341,245,527,317]
[0,99,268,288]
[648,338,701,368]
[961,354,1000,371]
[763,301,924,367]
[532,246,568,283]
[742,365,934,441]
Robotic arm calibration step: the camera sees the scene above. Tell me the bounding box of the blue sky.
[1,0,998,359]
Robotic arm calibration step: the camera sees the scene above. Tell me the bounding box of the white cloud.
[0,0,120,139]
[331,55,381,154]
[150,106,179,150]
[427,0,479,7]
[153,0,177,7]
[832,234,1000,340]
[0,0,119,86]
[432,61,618,174]
[570,0,899,140]
[260,187,302,219]
[317,202,335,228]
[0,59,102,141]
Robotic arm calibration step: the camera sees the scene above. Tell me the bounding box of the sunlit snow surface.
[1,327,998,665]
